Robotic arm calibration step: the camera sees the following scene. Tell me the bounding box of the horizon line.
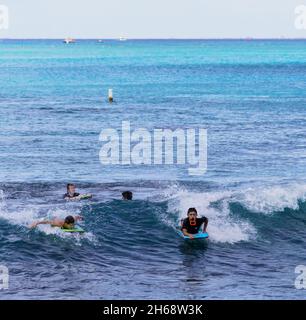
[1,37,306,41]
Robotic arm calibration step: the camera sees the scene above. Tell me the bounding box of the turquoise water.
[0,40,306,299]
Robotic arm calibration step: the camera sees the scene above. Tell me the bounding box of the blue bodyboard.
[177,230,209,240]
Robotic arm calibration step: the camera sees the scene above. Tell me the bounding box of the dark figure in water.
[122,191,133,200]
[181,208,208,239]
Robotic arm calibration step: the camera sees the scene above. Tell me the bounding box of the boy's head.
[67,183,76,194]
[187,208,198,219]
[63,215,75,229]
[122,191,133,200]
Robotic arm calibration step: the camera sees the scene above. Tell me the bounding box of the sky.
[0,0,306,38]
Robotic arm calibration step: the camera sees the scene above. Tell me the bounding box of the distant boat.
[119,37,127,41]
[63,38,75,44]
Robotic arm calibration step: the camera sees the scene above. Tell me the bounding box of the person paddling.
[181,208,208,239]
[30,215,83,230]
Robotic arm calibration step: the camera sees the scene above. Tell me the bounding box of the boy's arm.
[30,219,63,229]
[203,217,208,232]
[30,220,52,229]
[182,228,194,239]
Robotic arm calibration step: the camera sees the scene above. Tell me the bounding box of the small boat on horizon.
[119,37,127,41]
[63,38,76,44]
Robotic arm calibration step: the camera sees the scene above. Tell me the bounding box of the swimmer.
[30,215,83,230]
[63,183,80,200]
[63,184,92,200]
[181,208,208,239]
[122,191,133,200]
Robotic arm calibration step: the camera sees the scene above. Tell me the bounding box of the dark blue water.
[0,40,306,299]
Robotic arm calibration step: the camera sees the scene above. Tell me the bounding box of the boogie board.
[177,229,209,240]
[61,226,85,233]
[79,194,92,200]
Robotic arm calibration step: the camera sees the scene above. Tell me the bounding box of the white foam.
[238,183,306,214]
[0,203,39,227]
[0,198,66,227]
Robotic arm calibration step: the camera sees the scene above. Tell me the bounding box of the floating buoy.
[108,89,113,103]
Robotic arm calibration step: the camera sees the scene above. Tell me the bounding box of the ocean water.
[0,39,306,299]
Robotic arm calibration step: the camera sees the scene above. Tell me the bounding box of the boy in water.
[30,215,83,230]
[181,208,208,239]
[63,183,80,200]
[122,191,133,200]
[63,183,92,200]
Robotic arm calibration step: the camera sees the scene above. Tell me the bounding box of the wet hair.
[187,208,198,216]
[64,216,75,224]
[67,183,75,191]
[122,191,133,200]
